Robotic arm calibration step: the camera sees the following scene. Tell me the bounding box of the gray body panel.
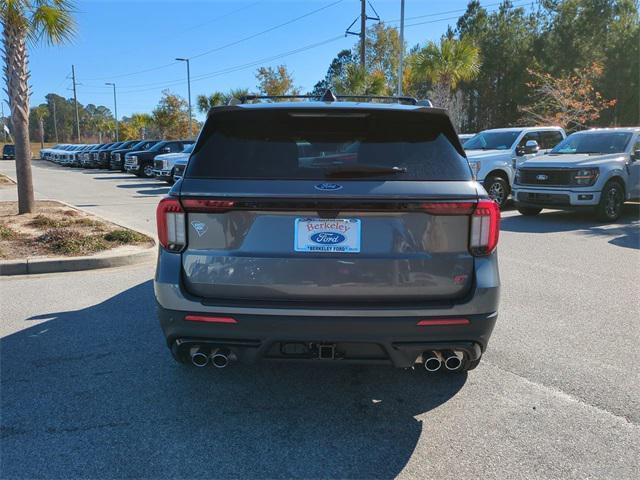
[178,180,478,302]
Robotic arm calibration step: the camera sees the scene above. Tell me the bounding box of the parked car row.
[41,139,194,182]
[40,125,640,223]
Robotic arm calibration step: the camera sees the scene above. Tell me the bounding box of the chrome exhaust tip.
[423,351,442,372]
[191,349,210,368]
[443,350,463,371]
[211,349,231,369]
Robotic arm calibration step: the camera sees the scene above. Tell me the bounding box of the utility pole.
[176,58,193,138]
[52,100,59,143]
[397,0,405,95]
[360,0,366,69]
[346,1,379,71]
[71,65,81,142]
[105,82,119,141]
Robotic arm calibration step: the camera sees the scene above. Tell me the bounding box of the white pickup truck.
[464,127,566,207]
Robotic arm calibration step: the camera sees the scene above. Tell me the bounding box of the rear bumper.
[154,250,500,368]
[513,186,601,207]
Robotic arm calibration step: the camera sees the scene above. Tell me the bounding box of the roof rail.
[232,89,427,106]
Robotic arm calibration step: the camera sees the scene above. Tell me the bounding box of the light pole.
[176,57,193,138]
[397,0,405,96]
[105,82,119,141]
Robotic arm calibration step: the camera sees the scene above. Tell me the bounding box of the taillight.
[156,197,186,251]
[181,198,235,212]
[470,200,500,256]
[420,202,476,215]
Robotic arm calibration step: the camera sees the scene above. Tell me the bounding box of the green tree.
[310,49,355,96]
[333,64,388,96]
[196,89,249,112]
[456,0,540,130]
[255,65,300,97]
[363,23,402,89]
[32,104,48,149]
[152,90,190,139]
[1,0,76,213]
[539,0,639,125]
[411,37,480,119]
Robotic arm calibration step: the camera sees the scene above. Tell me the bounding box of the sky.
[24,0,531,119]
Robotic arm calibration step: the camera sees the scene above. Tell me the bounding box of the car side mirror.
[524,140,540,155]
[633,149,640,162]
[162,147,171,153]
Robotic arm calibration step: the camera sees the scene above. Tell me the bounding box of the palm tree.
[333,65,388,96]
[1,0,76,214]
[33,104,48,150]
[411,37,480,111]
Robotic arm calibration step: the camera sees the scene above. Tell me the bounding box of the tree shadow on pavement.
[1,280,466,479]
[501,205,640,249]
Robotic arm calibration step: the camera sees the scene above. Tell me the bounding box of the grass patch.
[73,217,103,228]
[29,214,72,229]
[37,229,108,256]
[0,223,16,240]
[103,229,147,244]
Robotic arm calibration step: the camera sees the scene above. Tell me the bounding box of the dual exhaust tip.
[423,350,463,372]
[191,347,233,368]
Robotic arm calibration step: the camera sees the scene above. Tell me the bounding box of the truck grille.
[518,169,572,186]
[154,159,165,169]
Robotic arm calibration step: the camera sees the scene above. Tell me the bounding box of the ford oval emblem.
[536,174,549,181]
[310,232,346,245]
[314,183,343,191]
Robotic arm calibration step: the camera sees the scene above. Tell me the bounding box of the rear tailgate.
[180,180,477,303]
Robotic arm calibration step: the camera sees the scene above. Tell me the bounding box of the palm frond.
[29,0,77,45]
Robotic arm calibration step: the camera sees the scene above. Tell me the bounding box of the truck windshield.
[550,132,632,154]
[187,108,471,181]
[464,131,521,150]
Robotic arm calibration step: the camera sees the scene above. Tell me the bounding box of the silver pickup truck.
[513,127,640,221]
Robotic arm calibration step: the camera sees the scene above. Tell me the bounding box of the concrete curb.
[0,245,156,276]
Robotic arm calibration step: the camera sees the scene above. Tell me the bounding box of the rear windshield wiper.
[325,165,407,178]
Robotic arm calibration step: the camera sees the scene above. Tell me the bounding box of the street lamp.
[175,57,193,138]
[105,82,119,141]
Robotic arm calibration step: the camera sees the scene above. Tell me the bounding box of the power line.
[176,0,265,35]
[115,35,346,95]
[81,0,344,82]
[189,0,345,60]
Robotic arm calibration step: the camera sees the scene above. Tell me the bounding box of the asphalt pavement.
[1,160,639,479]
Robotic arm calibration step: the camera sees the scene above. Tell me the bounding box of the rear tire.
[517,206,542,216]
[595,180,624,222]
[484,176,509,208]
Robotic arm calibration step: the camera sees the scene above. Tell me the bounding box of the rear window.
[187,108,471,181]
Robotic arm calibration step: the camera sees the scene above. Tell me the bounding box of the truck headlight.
[469,160,481,178]
[572,168,599,186]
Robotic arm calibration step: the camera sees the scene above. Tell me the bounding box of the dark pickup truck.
[109,140,157,171]
[124,140,193,177]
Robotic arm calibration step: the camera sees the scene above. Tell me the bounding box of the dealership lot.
[1,160,639,478]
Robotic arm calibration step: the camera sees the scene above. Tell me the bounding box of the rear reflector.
[182,198,235,212]
[185,315,238,324]
[157,197,186,251]
[470,200,500,256]
[420,202,475,215]
[417,318,470,326]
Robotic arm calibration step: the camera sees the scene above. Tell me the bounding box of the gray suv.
[154,93,501,372]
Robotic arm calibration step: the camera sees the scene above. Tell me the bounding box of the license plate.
[294,218,361,253]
